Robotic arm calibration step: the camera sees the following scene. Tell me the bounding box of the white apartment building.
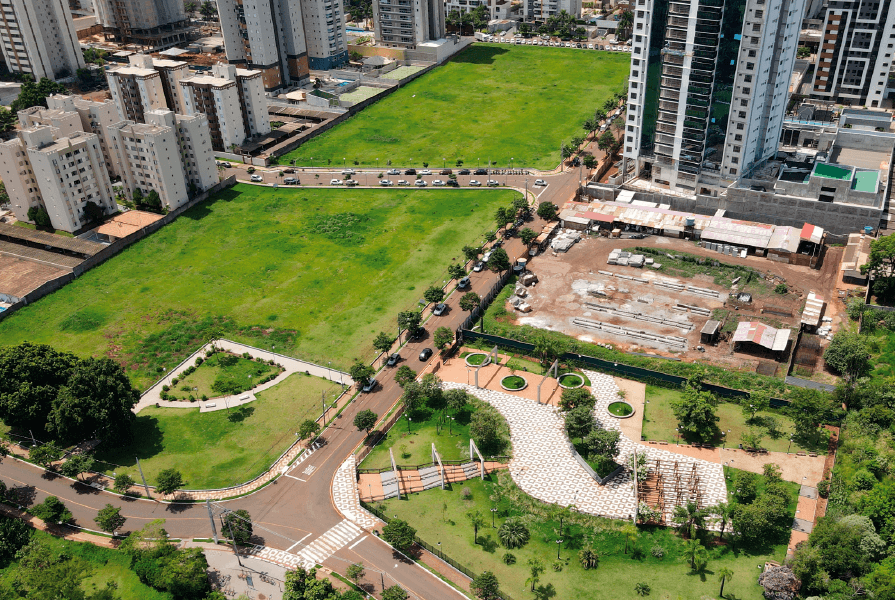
[151,110,218,194]
[373,0,445,47]
[0,0,85,80]
[218,0,347,91]
[179,64,270,152]
[522,0,581,21]
[107,55,167,123]
[808,0,895,108]
[93,0,190,48]
[0,126,117,232]
[152,58,191,114]
[624,0,806,193]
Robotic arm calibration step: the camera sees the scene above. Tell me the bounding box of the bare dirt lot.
[509,234,850,376]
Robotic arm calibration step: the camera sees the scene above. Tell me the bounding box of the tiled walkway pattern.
[333,456,382,530]
[441,369,727,522]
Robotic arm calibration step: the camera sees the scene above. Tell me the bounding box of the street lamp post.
[449,416,454,435]
[490,507,497,528]
[787,435,793,454]
[406,416,412,433]
[556,538,563,559]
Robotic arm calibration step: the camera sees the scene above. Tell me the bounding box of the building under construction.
[94,0,192,50]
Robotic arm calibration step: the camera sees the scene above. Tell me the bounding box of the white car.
[379,179,393,186]
[534,179,547,186]
[342,168,355,175]
[250,174,263,182]
[487,180,499,187]
[330,179,342,185]
[432,179,445,186]
[397,179,410,186]
[469,179,482,186]
[420,169,432,175]
[415,179,427,187]
[588,44,594,49]
[387,168,400,175]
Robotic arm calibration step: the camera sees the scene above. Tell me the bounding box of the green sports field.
[282,44,630,170]
[0,185,517,389]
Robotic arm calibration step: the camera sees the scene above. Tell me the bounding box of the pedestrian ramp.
[380,470,400,499]
[418,466,442,490]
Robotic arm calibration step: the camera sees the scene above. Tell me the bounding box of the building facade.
[373,0,445,47]
[0,0,85,80]
[94,0,190,49]
[624,0,806,193]
[808,0,895,108]
[106,55,168,123]
[522,0,582,21]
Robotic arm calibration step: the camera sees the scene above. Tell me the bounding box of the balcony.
[662,65,684,78]
[659,100,679,112]
[660,77,682,89]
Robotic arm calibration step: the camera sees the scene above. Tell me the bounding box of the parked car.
[250,174,263,182]
[458,169,471,175]
[432,179,445,186]
[458,276,471,289]
[386,353,400,366]
[330,179,342,185]
[482,250,493,263]
[534,179,547,186]
[487,180,499,186]
[629,233,648,239]
[415,179,427,187]
[346,179,358,186]
[446,179,459,187]
[387,168,401,175]
[342,168,355,175]
[473,261,484,272]
[474,168,488,175]
[420,169,432,175]
[284,177,299,184]
[469,179,482,186]
[218,161,231,168]
[380,179,393,186]
[433,303,447,316]
[441,169,452,175]
[405,168,417,175]
[419,348,433,361]
[397,179,410,186]
[284,168,295,173]
[362,377,377,393]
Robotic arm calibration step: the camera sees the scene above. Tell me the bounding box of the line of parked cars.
[482,34,633,52]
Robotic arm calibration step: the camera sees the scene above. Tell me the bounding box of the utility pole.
[135,457,152,499]
[206,500,219,544]
[322,390,327,427]
[225,512,244,567]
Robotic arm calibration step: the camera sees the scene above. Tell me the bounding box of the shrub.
[774,283,787,294]
[195,357,204,366]
[162,385,170,392]
[552,560,563,572]
[171,377,178,385]
[817,479,830,498]
[502,552,516,565]
[462,487,472,500]
[853,468,877,490]
[635,582,651,596]
[650,545,665,559]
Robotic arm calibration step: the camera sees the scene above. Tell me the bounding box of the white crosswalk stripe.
[296,519,364,565]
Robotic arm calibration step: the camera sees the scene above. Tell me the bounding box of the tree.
[155,469,184,496]
[467,510,485,544]
[470,571,500,600]
[494,206,512,230]
[373,332,393,355]
[603,97,618,112]
[742,390,770,424]
[463,245,482,262]
[579,547,600,570]
[583,155,598,169]
[94,504,126,534]
[0,514,31,567]
[29,442,62,468]
[459,291,481,313]
[0,107,16,133]
[671,377,719,442]
[353,409,378,434]
[298,419,320,440]
[621,522,638,554]
[31,496,72,524]
[184,0,197,17]
[397,310,422,336]
[717,567,734,597]
[824,330,871,385]
[470,406,504,452]
[788,387,835,443]
[223,509,253,545]
[433,326,453,350]
[711,502,734,540]
[672,501,707,539]
[395,365,417,388]
[114,473,136,495]
[349,360,375,388]
[382,519,416,553]
[346,562,365,585]
[10,76,67,112]
[861,234,895,300]
[423,286,445,304]
[497,519,529,549]
[59,453,94,480]
[537,202,558,221]
[444,388,468,415]
[559,387,595,411]
[448,263,466,280]
[564,405,594,439]
[487,247,511,274]
[11,538,92,598]
[382,585,409,600]
[526,558,545,591]
[199,0,216,19]
[83,200,105,224]
[584,429,620,461]
[519,228,537,246]
[533,334,566,367]
[27,205,51,228]
[682,539,708,570]
[597,130,617,153]
[617,9,633,39]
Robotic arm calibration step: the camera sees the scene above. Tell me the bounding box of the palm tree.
[617,10,633,40]
[672,501,706,539]
[525,558,544,592]
[534,335,566,367]
[712,503,734,540]
[199,0,216,20]
[718,567,734,597]
[467,510,485,545]
[184,0,197,18]
[603,97,618,112]
[578,547,600,569]
[498,519,530,549]
[682,539,702,570]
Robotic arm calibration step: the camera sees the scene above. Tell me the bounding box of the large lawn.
[282,44,630,170]
[94,372,339,489]
[375,474,792,600]
[0,185,515,389]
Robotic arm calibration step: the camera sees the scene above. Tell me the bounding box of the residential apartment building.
[106,55,167,123]
[0,126,117,232]
[522,0,582,21]
[0,0,85,80]
[624,0,806,193]
[152,58,191,113]
[373,0,445,47]
[94,0,190,49]
[179,64,270,152]
[808,0,895,108]
[218,0,346,91]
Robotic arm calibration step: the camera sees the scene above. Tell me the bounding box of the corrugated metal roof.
[800,223,824,244]
[732,321,791,351]
[702,217,774,249]
[801,291,825,327]
[767,225,801,253]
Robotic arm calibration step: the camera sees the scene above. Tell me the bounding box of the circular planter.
[500,375,528,391]
[607,401,635,419]
[465,353,491,367]
[557,373,585,389]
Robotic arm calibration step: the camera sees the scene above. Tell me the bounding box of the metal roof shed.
[732,321,791,351]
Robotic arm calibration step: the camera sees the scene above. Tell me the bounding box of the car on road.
[473,261,484,272]
[217,161,231,168]
[397,179,410,186]
[346,179,358,186]
[487,180,499,186]
[405,168,417,175]
[284,168,295,173]
[379,179,393,186]
[446,179,459,187]
[458,276,470,289]
[468,179,482,186]
[482,250,493,263]
[387,353,400,366]
[342,169,355,175]
[440,169,452,175]
[330,179,342,185]
[284,177,299,185]
[458,169,471,175]
[432,179,445,186]
[415,179,427,187]
[362,377,377,393]
[387,169,401,175]
[251,174,263,182]
[514,218,524,228]
[433,303,447,316]
[629,233,648,239]
[534,179,547,186]
[420,169,432,175]
[419,348,433,361]
[474,168,488,175]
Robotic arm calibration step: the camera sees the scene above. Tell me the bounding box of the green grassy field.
[374,474,793,600]
[94,372,340,489]
[282,44,630,169]
[173,352,279,400]
[0,185,516,389]
[361,407,475,470]
[642,385,826,453]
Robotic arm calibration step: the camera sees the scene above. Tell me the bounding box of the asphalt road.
[0,166,577,598]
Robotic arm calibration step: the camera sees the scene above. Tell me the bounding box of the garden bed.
[165,351,281,401]
[500,375,527,391]
[607,401,634,418]
[464,352,491,367]
[558,373,585,389]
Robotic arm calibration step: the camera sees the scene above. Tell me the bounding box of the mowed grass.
[283,44,630,169]
[174,353,279,400]
[0,185,515,389]
[641,385,825,453]
[94,372,340,489]
[361,407,476,469]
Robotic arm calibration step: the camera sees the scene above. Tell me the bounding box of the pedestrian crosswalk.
[297,519,363,565]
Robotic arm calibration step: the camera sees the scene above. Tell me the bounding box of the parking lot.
[479,35,633,53]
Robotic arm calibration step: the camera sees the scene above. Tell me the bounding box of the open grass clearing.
[641,385,826,453]
[95,372,340,489]
[361,406,476,470]
[282,44,630,169]
[373,473,792,600]
[0,185,516,389]
[171,351,280,400]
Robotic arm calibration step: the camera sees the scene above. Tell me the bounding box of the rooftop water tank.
[685,216,696,227]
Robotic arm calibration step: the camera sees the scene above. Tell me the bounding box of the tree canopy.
[861,234,895,300]
[10,76,67,113]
